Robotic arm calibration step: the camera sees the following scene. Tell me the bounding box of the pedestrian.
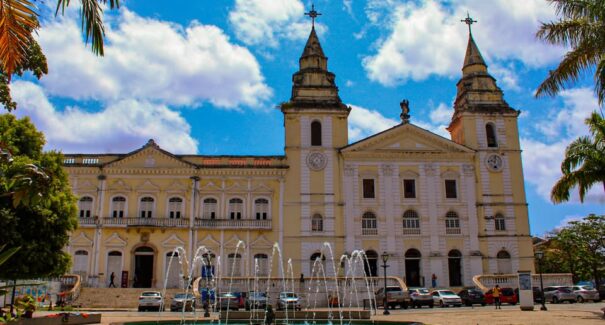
[109,272,116,288]
[493,285,501,309]
[431,273,437,288]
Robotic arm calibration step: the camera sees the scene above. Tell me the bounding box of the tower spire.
[305,4,321,28]
[461,13,486,73]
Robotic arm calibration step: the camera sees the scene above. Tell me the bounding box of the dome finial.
[305,4,322,28]
[461,12,477,35]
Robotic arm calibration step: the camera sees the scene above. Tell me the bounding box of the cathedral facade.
[64,25,534,289]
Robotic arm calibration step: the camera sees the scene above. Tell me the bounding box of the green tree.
[0,114,78,279]
[536,0,605,108]
[551,112,605,203]
[0,0,119,111]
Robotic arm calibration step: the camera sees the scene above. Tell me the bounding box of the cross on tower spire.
[305,4,321,28]
[461,12,477,35]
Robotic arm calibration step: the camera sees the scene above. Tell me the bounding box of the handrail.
[59,274,81,304]
[472,273,573,292]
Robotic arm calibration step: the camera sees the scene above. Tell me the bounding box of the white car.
[138,291,164,311]
[431,290,462,307]
[572,285,601,303]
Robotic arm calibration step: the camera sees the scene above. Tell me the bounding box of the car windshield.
[250,292,267,298]
[142,292,160,297]
[417,289,430,294]
[501,288,514,295]
[220,293,236,298]
[440,291,456,296]
[282,293,297,298]
[175,293,194,299]
[386,287,402,292]
[470,290,483,294]
[558,287,572,293]
[580,286,594,290]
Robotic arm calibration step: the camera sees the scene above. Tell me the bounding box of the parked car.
[572,285,601,303]
[276,292,302,311]
[431,290,462,308]
[457,288,486,306]
[375,286,410,309]
[485,287,517,305]
[408,287,433,308]
[245,291,268,310]
[170,293,196,312]
[218,292,240,311]
[138,291,164,312]
[543,286,575,304]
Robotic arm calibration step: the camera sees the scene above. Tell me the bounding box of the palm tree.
[535,0,605,109]
[0,0,118,78]
[551,111,605,203]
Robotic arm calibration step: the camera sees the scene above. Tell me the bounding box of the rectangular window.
[362,179,375,199]
[445,180,457,198]
[403,179,416,198]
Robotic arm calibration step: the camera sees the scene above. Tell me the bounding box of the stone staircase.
[73,288,184,308]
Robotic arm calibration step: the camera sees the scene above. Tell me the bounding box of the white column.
[344,165,355,252]
[278,178,284,248]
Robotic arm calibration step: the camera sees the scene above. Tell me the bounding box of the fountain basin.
[118,321,421,325]
[220,310,371,320]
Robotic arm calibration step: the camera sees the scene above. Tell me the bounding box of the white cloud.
[229,0,325,47]
[555,214,584,231]
[521,88,604,204]
[348,104,399,142]
[37,9,271,108]
[11,81,198,154]
[363,0,563,85]
[490,63,520,91]
[429,103,453,124]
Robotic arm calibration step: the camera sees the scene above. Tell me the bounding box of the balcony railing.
[78,217,97,226]
[362,228,378,236]
[446,227,461,235]
[102,217,189,227]
[194,218,272,230]
[402,228,421,235]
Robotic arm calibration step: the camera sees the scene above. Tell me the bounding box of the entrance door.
[405,249,421,287]
[134,247,154,288]
[165,252,181,288]
[364,250,378,277]
[106,251,123,287]
[448,250,462,287]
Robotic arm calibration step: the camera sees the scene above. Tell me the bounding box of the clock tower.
[447,19,534,273]
[280,12,350,274]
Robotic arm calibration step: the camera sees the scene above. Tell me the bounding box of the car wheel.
[401,302,408,309]
[138,307,143,312]
[552,297,559,304]
[429,303,434,308]
[465,301,471,307]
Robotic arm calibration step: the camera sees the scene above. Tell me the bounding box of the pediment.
[70,232,93,247]
[166,180,188,193]
[251,183,273,193]
[108,179,132,192]
[162,234,186,248]
[136,179,160,191]
[224,235,245,248]
[75,179,97,192]
[200,181,221,192]
[342,123,474,154]
[250,235,274,248]
[225,182,247,193]
[104,140,195,169]
[104,232,127,247]
[196,235,220,250]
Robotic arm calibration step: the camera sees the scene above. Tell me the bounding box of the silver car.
[572,285,601,303]
[543,286,576,304]
[277,292,302,311]
[170,293,196,312]
[138,291,164,312]
[408,287,433,308]
[431,290,462,307]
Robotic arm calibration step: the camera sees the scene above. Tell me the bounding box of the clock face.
[306,152,327,171]
[486,154,503,172]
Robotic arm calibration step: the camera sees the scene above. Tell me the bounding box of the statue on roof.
[400,99,410,124]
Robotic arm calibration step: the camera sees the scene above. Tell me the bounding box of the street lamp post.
[203,254,213,317]
[381,252,390,315]
[535,250,547,311]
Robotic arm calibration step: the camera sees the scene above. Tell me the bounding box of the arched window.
[254,198,269,220]
[311,213,323,232]
[227,253,242,276]
[111,196,126,218]
[229,198,243,220]
[168,197,183,219]
[496,250,512,274]
[448,250,463,286]
[486,123,498,147]
[310,252,326,276]
[311,120,322,146]
[203,198,217,219]
[361,212,377,235]
[404,249,421,287]
[445,211,461,234]
[254,253,269,276]
[165,251,181,288]
[73,250,89,278]
[495,213,506,231]
[78,196,93,218]
[106,251,122,287]
[139,196,154,218]
[403,210,420,234]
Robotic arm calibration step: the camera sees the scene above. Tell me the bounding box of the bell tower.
[280,6,350,275]
[447,15,534,273]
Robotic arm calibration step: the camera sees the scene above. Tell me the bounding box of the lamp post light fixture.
[534,250,547,311]
[381,251,390,315]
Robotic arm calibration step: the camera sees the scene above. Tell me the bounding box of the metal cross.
[461,12,477,34]
[305,4,322,28]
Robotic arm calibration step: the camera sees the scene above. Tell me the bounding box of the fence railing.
[472,273,573,291]
[194,219,272,230]
[102,217,189,227]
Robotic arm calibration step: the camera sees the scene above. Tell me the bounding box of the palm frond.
[535,40,601,99]
[55,0,120,56]
[0,0,39,78]
[536,19,599,48]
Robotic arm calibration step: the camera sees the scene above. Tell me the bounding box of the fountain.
[148,242,419,325]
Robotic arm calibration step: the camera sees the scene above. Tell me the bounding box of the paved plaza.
[33,303,605,325]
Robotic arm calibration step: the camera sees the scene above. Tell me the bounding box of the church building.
[63,17,534,289]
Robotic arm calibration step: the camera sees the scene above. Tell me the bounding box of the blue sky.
[9,0,603,236]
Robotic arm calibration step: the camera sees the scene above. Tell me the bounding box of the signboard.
[121,271,129,288]
[517,270,533,311]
